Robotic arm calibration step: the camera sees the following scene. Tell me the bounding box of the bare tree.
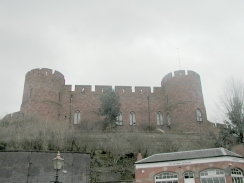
[217,77,244,146]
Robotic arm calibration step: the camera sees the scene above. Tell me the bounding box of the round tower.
[20,68,65,121]
[161,70,208,133]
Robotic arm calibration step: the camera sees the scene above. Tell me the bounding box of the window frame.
[116,112,123,126]
[157,111,163,125]
[155,172,178,183]
[167,112,171,126]
[196,108,203,122]
[231,168,244,183]
[129,111,136,125]
[74,110,81,124]
[200,169,226,183]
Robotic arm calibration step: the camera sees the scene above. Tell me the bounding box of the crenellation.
[161,72,172,85]
[161,70,202,86]
[75,85,92,92]
[135,87,151,94]
[53,70,65,82]
[95,85,112,93]
[40,68,52,76]
[63,85,72,92]
[115,86,132,93]
[19,68,209,133]
[174,70,186,76]
[187,70,200,78]
[153,87,161,94]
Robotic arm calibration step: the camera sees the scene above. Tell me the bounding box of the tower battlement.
[25,68,65,84]
[161,70,200,85]
[20,68,209,133]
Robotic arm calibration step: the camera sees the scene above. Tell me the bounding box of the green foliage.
[0,141,7,150]
[99,88,121,128]
[215,125,237,149]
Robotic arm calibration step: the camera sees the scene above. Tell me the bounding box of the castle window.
[116,112,123,125]
[157,111,163,125]
[231,168,243,183]
[123,89,125,93]
[82,88,85,93]
[196,109,202,122]
[140,89,142,94]
[183,171,195,183]
[167,113,171,126]
[74,110,80,124]
[130,112,136,125]
[155,172,178,183]
[200,169,226,183]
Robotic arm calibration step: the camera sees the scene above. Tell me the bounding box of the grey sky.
[1,0,244,122]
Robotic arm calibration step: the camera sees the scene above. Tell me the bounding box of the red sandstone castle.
[11,68,210,132]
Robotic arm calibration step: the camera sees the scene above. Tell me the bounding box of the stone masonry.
[16,68,210,133]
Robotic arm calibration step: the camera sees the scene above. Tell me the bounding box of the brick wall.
[135,160,243,183]
[20,68,211,133]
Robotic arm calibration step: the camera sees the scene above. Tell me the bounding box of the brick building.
[135,148,244,183]
[12,68,211,132]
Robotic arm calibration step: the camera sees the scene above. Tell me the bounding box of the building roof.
[135,148,243,164]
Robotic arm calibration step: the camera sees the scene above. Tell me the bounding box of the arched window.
[155,172,178,183]
[74,110,80,124]
[157,111,163,125]
[231,168,243,183]
[183,171,195,183]
[167,113,171,126]
[196,109,202,122]
[200,169,226,183]
[116,112,123,125]
[130,112,136,125]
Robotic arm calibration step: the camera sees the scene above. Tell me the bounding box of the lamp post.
[51,151,64,183]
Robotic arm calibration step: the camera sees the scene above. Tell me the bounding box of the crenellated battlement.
[20,67,207,133]
[25,68,65,84]
[161,70,200,85]
[64,85,159,94]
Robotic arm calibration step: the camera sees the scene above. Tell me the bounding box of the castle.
[9,68,210,132]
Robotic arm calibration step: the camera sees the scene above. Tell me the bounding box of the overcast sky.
[0,1,243,122]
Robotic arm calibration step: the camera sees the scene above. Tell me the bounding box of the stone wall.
[18,68,210,133]
[0,151,90,183]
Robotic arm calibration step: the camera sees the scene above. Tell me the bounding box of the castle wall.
[21,68,65,121]
[161,70,208,132]
[20,68,210,133]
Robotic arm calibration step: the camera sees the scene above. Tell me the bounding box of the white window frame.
[155,172,178,183]
[157,111,163,125]
[183,171,195,183]
[196,109,203,122]
[200,169,226,183]
[116,112,123,125]
[74,110,80,124]
[130,112,136,125]
[231,168,244,183]
[167,113,171,126]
